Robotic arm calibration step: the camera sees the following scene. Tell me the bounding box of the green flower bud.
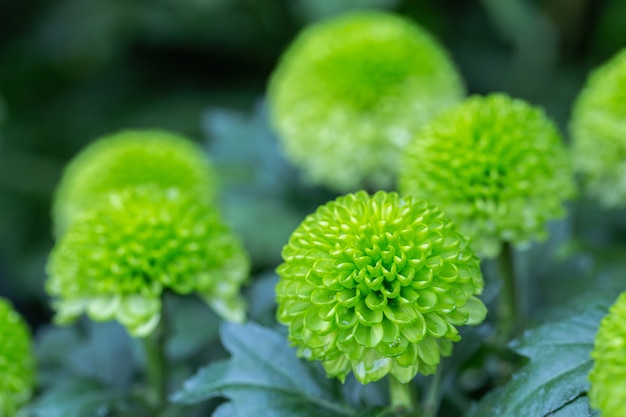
[276,191,486,384]
[589,291,626,417]
[0,298,35,416]
[47,185,249,337]
[570,48,626,207]
[268,11,464,192]
[53,129,217,235]
[399,94,575,258]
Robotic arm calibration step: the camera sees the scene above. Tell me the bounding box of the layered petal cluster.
[399,94,576,258]
[570,48,626,207]
[268,11,464,192]
[47,186,249,337]
[276,191,486,384]
[589,291,626,417]
[48,130,249,337]
[0,298,36,416]
[53,129,217,235]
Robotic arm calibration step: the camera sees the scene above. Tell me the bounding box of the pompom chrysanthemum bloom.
[276,191,486,384]
[570,48,626,207]
[399,94,576,258]
[0,298,35,416]
[589,291,626,417]
[268,11,464,192]
[53,129,217,235]
[47,185,249,337]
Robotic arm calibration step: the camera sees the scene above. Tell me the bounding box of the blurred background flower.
[47,185,249,337]
[0,297,35,416]
[399,94,575,258]
[268,10,464,191]
[589,291,626,417]
[570,48,626,208]
[52,129,218,235]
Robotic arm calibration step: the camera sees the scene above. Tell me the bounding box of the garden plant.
[1,2,626,417]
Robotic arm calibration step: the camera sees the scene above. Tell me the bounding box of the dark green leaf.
[26,379,129,417]
[466,296,613,417]
[203,103,303,266]
[547,396,599,417]
[243,272,279,327]
[166,295,220,362]
[30,321,141,417]
[353,407,401,417]
[203,102,292,195]
[172,321,356,417]
[35,320,136,389]
[465,388,500,417]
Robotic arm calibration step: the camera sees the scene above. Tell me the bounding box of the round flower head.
[276,191,486,384]
[47,185,249,337]
[589,291,626,417]
[53,129,217,235]
[570,48,626,207]
[399,94,576,258]
[268,11,464,192]
[0,298,35,416]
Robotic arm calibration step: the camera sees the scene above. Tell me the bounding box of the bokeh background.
[1,0,625,331]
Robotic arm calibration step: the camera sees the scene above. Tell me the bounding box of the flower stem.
[422,365,444,417]
[143,305,168,415]
[496,242,519,343]
[388,376,419,416]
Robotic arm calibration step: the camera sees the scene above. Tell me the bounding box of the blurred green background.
[1,0,625,329]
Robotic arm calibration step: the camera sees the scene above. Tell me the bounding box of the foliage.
[466,295,611,417]
[28,296,222,417]
[173,322,356,417]
[27,321,137,417]
[202,103,308,268]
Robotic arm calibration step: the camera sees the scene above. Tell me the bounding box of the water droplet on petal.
[388,338,401,348]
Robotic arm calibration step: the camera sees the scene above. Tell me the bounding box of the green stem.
[422,365,444,417]
[496,242,518,343]
[388,376,419,416]
[143,304,168,415]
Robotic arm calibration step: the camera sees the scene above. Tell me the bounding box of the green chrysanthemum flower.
[589,291,626,417]
[276,191,486,384]
[399,94,576,258]
[53,129,217,235]
[47,185,249,337]
[0,298,36,416]
[268,11,464,192]
[570,48,626,207]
